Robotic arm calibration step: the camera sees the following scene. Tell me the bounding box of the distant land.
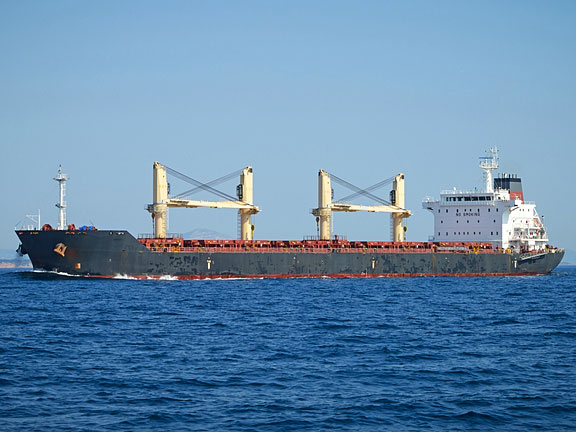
[0,248,32,268]
[183,228,232,240]
[0,257,31,269]
[0,261,31,269]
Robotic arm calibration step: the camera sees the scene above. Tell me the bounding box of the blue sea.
[1,268,575,431]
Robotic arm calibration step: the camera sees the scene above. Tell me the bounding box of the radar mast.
[479,147,499,193]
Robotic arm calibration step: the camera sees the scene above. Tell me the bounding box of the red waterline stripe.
[90,272,542,280]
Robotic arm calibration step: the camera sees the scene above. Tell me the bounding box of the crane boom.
[166,199,259,211]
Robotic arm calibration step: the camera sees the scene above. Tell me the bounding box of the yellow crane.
[312,170,411,241]
[149,162,259,240]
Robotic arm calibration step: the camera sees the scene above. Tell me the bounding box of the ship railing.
[303,235,348,241]
[144,246,499,254]
[509,234,548,240]
[440,189,477,195]
[138,233,183,239]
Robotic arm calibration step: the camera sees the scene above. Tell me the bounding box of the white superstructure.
[423,149,548,252]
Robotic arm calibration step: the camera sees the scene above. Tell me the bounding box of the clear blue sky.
[1,1,575,250]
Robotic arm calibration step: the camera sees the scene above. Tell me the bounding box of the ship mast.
[54,165,69,230]
[479,147,499,193]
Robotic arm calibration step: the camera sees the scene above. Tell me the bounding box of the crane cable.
[335,176,395,204]
[172,169,243,199]
[163,165,239,202]
[328,172,391,206]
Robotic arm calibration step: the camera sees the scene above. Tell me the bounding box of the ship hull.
[16,230,564,279]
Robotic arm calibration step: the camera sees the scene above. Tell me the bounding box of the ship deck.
[137,237,510,254]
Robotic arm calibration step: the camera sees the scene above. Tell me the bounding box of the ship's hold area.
[137,236,538,255]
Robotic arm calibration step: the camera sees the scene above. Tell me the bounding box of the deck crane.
[312,170,411,241]
[148,162,260,240]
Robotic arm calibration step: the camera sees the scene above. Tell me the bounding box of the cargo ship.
[15,149,563,279]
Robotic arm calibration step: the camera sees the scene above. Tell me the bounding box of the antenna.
[54,165,69,230]
[479,147,499,193]
[25,210,41,230]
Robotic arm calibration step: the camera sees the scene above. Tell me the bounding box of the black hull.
[16,230,564,279]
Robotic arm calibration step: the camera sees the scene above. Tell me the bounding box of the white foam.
[152,275,179,281]
[32,269,83,278]
[113,274,138,280]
